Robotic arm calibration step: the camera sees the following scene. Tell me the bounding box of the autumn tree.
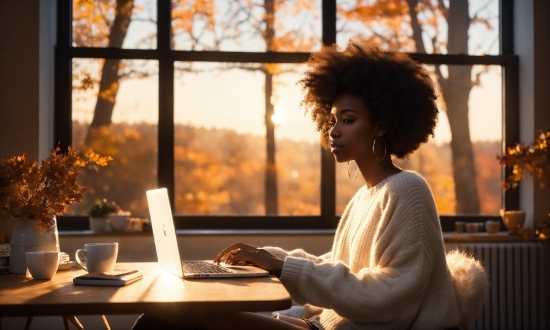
[74,0,319,215]
[73,0,135,144]
[428,1,481,214]
[172,0,318,214]
[339,0,496,213]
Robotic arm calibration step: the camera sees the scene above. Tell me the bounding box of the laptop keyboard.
[182,261,232,274]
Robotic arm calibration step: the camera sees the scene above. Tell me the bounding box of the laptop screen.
[146,188,184,278]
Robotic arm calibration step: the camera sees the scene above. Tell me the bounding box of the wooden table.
[0,262,291,326]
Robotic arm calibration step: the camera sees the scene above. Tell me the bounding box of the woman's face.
[329,93,381,164]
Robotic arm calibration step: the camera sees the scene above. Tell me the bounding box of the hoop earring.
[347,161,359,180]
[372,136,387,162]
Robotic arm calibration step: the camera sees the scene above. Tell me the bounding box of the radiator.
[447,242,550,330]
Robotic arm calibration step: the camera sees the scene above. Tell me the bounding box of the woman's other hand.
[213,243,284,277]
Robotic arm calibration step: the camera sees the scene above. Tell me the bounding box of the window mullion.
[503,57,520,210]
[157,0,175,204]
[322,0,337,46]
[500,0,514,54]
[54,3,73,152]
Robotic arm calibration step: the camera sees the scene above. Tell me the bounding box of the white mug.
[25,251,60,280]
[75,242,118,273]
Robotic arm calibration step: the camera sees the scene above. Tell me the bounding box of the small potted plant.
[497,129,550,239]
[88,199,120,233]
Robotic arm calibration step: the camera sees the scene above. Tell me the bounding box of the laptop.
[146,188,269,278]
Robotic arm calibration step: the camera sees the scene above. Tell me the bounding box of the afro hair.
[298,40,439,159]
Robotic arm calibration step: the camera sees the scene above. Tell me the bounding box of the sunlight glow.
[271,111,285,125]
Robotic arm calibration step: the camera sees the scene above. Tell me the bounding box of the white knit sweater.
[266,171,464,330]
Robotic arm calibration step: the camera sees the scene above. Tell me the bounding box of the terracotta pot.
[501,210,525,235]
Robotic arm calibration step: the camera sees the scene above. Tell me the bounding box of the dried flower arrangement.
[497,130,550,190]
[0,147,112,231]
[497,130,550,241]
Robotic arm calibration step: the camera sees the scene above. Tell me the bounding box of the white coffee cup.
[75,242,118,273]
[25,251,60,280]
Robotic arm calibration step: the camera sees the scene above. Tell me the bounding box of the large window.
[56,0,517,230]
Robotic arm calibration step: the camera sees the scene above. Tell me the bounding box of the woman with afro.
[207,40,489,330]
[134,41,488,330]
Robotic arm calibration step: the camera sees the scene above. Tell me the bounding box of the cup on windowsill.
[455,221,465,233]
[485,220,501,234]
[109,212,131,232]
[465,223,479,234]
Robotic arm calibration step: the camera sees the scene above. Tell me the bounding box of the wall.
[0,0,38,159]
[531,0,550,228]
[514,0,550,230]
[0,0,55,161]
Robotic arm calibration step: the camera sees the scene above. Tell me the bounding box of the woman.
[208,41,488,330]
[134,41,488,330]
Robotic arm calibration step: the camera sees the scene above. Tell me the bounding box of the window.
[56,0,517,231]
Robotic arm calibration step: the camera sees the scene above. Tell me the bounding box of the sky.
[72,0,502,145]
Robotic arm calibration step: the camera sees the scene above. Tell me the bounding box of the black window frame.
[55,0,518,231]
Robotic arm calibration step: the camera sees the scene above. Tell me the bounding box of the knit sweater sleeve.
[262,246,329,264]
[278,173,442,327]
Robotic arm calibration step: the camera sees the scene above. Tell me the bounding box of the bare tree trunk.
[85,0,134,145]
[406,0,426,53]
[440,1,480,213]
[407,0,480,213]
[264,72,278,214]
[263,0,278,214]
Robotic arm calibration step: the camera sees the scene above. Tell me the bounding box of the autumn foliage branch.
[0,147,112,230]
[497,130,550,190]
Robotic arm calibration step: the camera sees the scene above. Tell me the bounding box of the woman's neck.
[357,158,402,188]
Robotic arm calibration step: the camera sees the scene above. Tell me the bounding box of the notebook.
[146,188,269,278]
[73,269,146,286]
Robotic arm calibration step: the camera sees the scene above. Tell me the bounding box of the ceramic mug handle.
[48,217,56,230]
[75,249,88,271]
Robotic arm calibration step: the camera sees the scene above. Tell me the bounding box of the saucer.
[57,261,75,271]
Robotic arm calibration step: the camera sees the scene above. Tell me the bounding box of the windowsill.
[59,230,539,243]
[443,232,537,243]
[58,229,336,236]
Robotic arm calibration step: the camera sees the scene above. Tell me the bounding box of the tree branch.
[406,0,426,53]
[437,0,449,21]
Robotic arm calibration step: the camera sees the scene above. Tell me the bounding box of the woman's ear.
[376,121,388,137]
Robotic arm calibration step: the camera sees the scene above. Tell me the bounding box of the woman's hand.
[213,242,284,277]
